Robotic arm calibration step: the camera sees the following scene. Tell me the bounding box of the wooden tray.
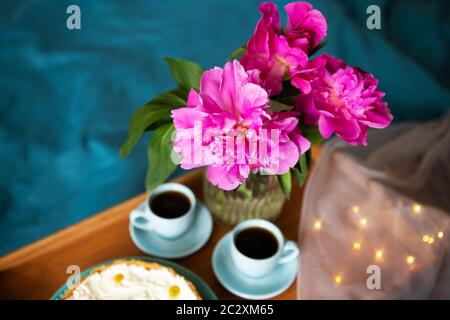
[0,148,320,299]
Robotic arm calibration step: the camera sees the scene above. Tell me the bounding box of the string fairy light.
[329,202,435,282]
[406,255,415,265]
[352,242,361,250]
[329,202,437,279]
[412,203,422,214]
[313,220,322,231]
[359,218,368,227]
[422,234,434,244]
[375,249,383,261]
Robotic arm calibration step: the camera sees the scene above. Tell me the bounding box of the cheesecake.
[63,260,201,300]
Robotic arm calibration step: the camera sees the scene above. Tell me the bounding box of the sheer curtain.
[297,114,450,299]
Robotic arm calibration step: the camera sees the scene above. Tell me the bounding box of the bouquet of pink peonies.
[120,1,392,198]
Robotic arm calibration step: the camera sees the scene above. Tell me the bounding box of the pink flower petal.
[360,108,393,129]
[259,2,281,32]
[285,2,327,52]
[186,89,200,108]
[318,115,335,139]
[299,53,391,145]
[295,94,320,125]
[290,127,311,155]
[207,165,248,190]
[333,117,361,141]
[171,108,206,130]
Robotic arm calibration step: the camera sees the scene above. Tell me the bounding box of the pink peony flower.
[240,2,307,96]
[171,60,310,190]
[285,2,328,53]
[240,2,327,96]
[295,54,393,145]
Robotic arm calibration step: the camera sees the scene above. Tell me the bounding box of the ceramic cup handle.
[130,204,153,231]
[278,241,299,265]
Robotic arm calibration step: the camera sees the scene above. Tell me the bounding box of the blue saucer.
[212,233,299,299]
[129,200,213,259]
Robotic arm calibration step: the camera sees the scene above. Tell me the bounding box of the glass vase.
[203,172,285,226]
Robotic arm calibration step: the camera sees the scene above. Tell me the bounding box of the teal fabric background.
[0,0,449,254]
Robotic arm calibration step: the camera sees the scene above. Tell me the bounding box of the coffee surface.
[150,191,191,219]
[234,227,278,259]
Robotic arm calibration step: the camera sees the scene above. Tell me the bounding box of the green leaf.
[301,125,324,145]
[164,57,204,91]
[292,154,309,186]
[236,181,253,199]
[270,81,299,105]
[119,103,173,159]
[305,149,312,167]
[291,167,303,185]
[144,87,191,132]
[149,88,187,107]
[146,123,177,191]
[277,171,292,199]
[300,153,308,172]
[228,47,246,61]
[309,38,330,57]
[268,99,294,112]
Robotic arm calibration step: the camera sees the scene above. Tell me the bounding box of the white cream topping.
[66,263,199,300]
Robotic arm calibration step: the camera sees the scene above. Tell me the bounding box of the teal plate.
[51,256,218,300]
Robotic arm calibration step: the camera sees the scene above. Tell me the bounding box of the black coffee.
[234,227,278,259]
[150,191,191,219]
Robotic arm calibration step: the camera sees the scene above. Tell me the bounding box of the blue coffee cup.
[230,219,299,278]
[130,183,196,239]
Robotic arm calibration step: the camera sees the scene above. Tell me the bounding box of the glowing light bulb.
[412,203,422,214]
[437,231,444,239]
[352,242,361,250]
[423,234,435,244]
[334,275,342,285]
[359,218,368,227]
[351,206,360,214]
[375,249,383,260]
[406,255,415,265]
[313,220,322,231]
